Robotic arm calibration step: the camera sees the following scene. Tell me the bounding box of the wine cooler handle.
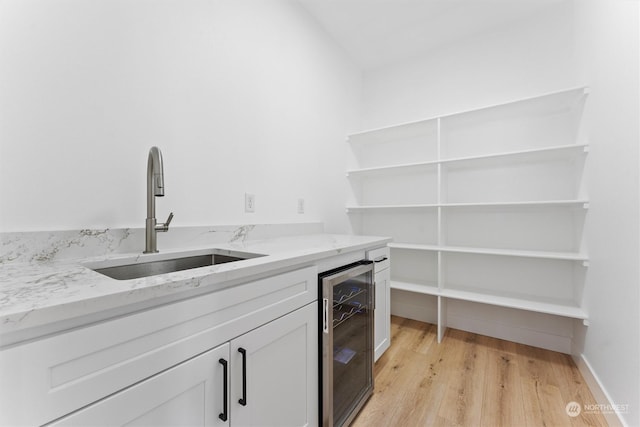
[372,280,376,310]
[218,359,228,422]
[238,347,247,406]
[323,298,329,334]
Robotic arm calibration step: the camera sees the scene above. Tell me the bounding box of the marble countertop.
[0,233,390,342]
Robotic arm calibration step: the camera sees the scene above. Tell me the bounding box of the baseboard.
[390,289,437,324]
[572,354,627,427]
[446,312,572,354]
[442,298,575,354]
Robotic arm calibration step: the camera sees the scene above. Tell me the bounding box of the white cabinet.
[50,302,318,427]
[52,343,230,427]
[347,87,590,343]
[0,266,318,426]
[230,302,318,426]
[367,246,390,361]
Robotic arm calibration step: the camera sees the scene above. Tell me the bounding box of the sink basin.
[89,249,265,280]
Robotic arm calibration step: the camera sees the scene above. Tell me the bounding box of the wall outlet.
[297,198,305,214]
[245,193,255,213]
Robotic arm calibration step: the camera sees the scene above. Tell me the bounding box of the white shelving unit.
[347,87,590,343]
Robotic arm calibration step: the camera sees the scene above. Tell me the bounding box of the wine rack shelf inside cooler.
[333,285,369,329]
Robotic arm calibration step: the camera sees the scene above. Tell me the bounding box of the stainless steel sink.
[90,249,265,280]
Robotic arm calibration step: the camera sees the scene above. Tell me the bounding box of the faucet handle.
[156,212,174,232]
[165,212,174,227]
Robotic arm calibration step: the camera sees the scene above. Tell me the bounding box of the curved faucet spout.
[148,146,164,197]
[145,146,172,253]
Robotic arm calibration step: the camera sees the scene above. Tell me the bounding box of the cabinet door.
[51,343,230,427]
[374,267,391,361]
[230,303,318,427]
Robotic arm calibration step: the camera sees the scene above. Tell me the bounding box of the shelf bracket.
[582,261,590,268]
[583,319,590,327]
[583,202,589,209]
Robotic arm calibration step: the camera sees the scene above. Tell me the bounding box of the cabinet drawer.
[0,266,317,426]
[367,246,390,272]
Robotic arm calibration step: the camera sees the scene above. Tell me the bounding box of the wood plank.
[352,317,437,424]
[352,316,608,427]
[432,329,484,425]
[548,350,609,427]
[479,337,527,426]
[517,344,567,427]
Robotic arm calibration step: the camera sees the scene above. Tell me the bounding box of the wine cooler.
[319,261,374,427]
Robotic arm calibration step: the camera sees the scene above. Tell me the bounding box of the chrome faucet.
[144,146,173,253]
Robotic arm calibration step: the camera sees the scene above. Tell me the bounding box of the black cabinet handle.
[238,347,247,406]
[218,359,228,422]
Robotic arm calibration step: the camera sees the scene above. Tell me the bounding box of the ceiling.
[298,0,568,70]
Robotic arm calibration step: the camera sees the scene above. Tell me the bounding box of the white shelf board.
[388,242,440,251]
[347,118,438,144]
[440,143,588,166]
[441,288,587,320]
[389,279,587,319]
[347,199,588,212]
[347,86,588,144]
[390,280,439,296]
[441,199,589,208]
[346,160,438,177]
[346,203,439,212]
[388,243,588,261]
[347,144,588,177]
[437,86,588,121]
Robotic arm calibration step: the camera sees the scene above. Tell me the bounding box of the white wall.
[360,1,639,425]
[0,0,360,233]
[573,1,639,425]
[360,2,577,129]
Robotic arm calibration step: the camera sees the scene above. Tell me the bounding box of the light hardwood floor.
[352,316,608,427]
